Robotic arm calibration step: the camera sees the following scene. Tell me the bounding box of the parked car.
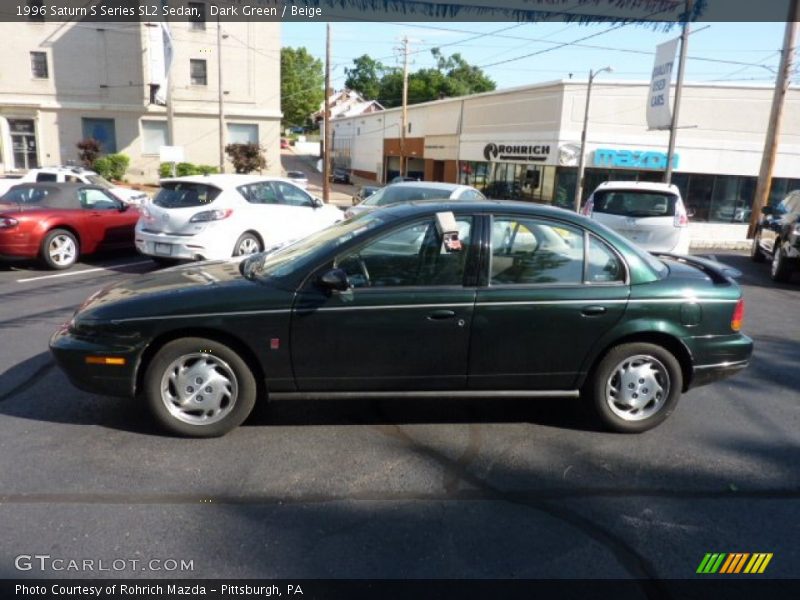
[345,181,484,219]
[0,182,139,269]
[0,166,149,205]
[280,138,289,149]
[285,171,308,189]
[51,200,752,437]
[582,181,691,255]
[750,189,800,281]
[329,167,351,184]
[134,175,342,263]
[352,185,382,206]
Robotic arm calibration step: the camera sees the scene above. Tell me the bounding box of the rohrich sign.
[593,148,679,170]
[483,143,551,162]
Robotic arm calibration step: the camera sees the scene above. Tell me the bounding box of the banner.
[647,37,679,130]
[148,22,174,106]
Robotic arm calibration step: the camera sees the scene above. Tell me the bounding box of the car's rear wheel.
[770,242,793,282]
[750,231,765,263]
[587,342,682,433]
[41,229,79,270]
[233,233,262,256]
[144,337,257,437]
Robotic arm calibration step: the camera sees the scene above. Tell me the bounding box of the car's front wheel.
[144,337,257,437]
[770,242,793,282]
[587,342,683,433]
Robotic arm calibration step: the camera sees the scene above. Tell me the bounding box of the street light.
[574,66,613,213]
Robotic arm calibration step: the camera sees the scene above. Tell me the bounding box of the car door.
[468,214,629,391]
[78,187,137,249]
[291,215,477,391]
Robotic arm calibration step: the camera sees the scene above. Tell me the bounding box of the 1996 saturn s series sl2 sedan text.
[50,201,753,437]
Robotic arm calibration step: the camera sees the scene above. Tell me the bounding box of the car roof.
[375,198,583,221]
[160,174,303,188]
[387,181,470,191]
[593,181,679,194]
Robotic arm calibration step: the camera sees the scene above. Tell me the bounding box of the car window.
[35,172,57,182]
[363,186,458,207]
[274,181,313,207]
[458,189,485,201]
[592,191,677,217]
[2,186,54,205]
[79,188,120,210]
[336,217,473,288]
[586,235,625,283]
[490,217,584,285]
[153,182,221,208]
[86,174,114,189]
[238,182,279,205]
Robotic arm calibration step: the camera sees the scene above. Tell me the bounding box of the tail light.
[674,199,689,228]
[731,298,744,332]
[190,209,233,223]
[581,197,594,217]
[0,217,19,229]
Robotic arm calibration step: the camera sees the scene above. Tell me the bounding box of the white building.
[331,80,800,231]
[0,16,281,182]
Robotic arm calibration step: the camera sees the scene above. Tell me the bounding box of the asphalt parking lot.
[0,249,798,582]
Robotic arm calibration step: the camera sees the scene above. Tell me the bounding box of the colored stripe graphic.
[699,552,773,574]
[744,553,773,574]
[697,553,727,574]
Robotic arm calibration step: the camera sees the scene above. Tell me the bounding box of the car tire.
[41,229,79,270]
[233,232,263,257]
[750,231,765,263]
[151,257,181,268]
[144,337,257,437]
[770,242,793,282]
[587,342,683,433]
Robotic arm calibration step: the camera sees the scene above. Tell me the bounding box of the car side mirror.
[118,203,129,212]
[311,197,323,209]
[318,268,350,292]
[761,205,773,215]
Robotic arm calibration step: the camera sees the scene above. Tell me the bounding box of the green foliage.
[76,138,101,168]
[344,49,496,108]
[281,47,325,128]
[91,153,129,181]
[159,162,219,178]
[224,143,267,174]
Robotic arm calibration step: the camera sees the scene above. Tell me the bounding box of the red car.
[0,182,140,269]
[280,138,289,149]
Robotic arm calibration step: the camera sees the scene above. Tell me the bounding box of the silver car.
[582,181,691,255]
[344,181,484,219]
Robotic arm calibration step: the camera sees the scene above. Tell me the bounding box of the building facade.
[331,80,800,226]
[0,17,281,182]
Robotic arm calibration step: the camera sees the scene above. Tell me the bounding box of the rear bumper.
[135,229,230,261]
[691,358,750,388]
[686,333,753,390]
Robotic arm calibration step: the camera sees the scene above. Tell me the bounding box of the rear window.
[2,185,58,206]
[592,190,677,218]
[363,186,456,207]
[153,182,221,208]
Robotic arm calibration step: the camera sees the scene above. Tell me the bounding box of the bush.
[159,162,219,178]
[224,143,266,174]
[92,153,129,181]
[76,138,101,168]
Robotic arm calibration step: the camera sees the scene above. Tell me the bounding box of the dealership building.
[330,80,800,242]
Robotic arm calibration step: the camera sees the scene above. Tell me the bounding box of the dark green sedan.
[50,201,752,437]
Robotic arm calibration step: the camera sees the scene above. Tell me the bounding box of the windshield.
[362,185,455,208]
[592,190,677,218]
[154,182,222,208]
[86,174,114,188]
[243,211,387,280]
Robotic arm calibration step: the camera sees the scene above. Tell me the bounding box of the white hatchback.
[582,181,691,255]
[135,175,344,262]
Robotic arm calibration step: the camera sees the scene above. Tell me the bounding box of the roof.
[387,181,468,191]
[593,181,680,194]
[160,174,297,188]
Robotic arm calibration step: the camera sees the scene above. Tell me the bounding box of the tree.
[344,55,388,101]
[281,47,324,128]
[225,143,267,174]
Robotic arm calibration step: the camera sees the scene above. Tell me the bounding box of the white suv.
[135,174,344,262]
[582,181,691,255]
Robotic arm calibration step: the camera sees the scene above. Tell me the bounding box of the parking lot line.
[16,260,153,283]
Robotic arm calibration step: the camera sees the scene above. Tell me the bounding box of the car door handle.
[581,305,607,316]
[427,309,456,320]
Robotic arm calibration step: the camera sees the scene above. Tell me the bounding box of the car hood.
[76,259,292,323]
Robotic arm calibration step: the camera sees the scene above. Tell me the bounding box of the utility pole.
[217,17,225,173]
[400,36,410,177]
[574,66,612,212]
[748,1,799,238]
[664,0,692,184]
[323,23,332,202]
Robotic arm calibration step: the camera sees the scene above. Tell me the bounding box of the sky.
[282,20,795,93]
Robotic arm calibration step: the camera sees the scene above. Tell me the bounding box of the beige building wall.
[0,20,281,182]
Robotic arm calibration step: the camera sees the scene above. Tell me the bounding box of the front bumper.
[49,324,140,398]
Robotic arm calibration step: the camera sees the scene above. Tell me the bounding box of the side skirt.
[268,390,581,401]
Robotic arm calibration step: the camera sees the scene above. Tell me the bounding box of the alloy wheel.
[48,234,77,267]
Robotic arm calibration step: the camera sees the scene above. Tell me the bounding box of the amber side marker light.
[731,298,745,332]
[85,356,126,366]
